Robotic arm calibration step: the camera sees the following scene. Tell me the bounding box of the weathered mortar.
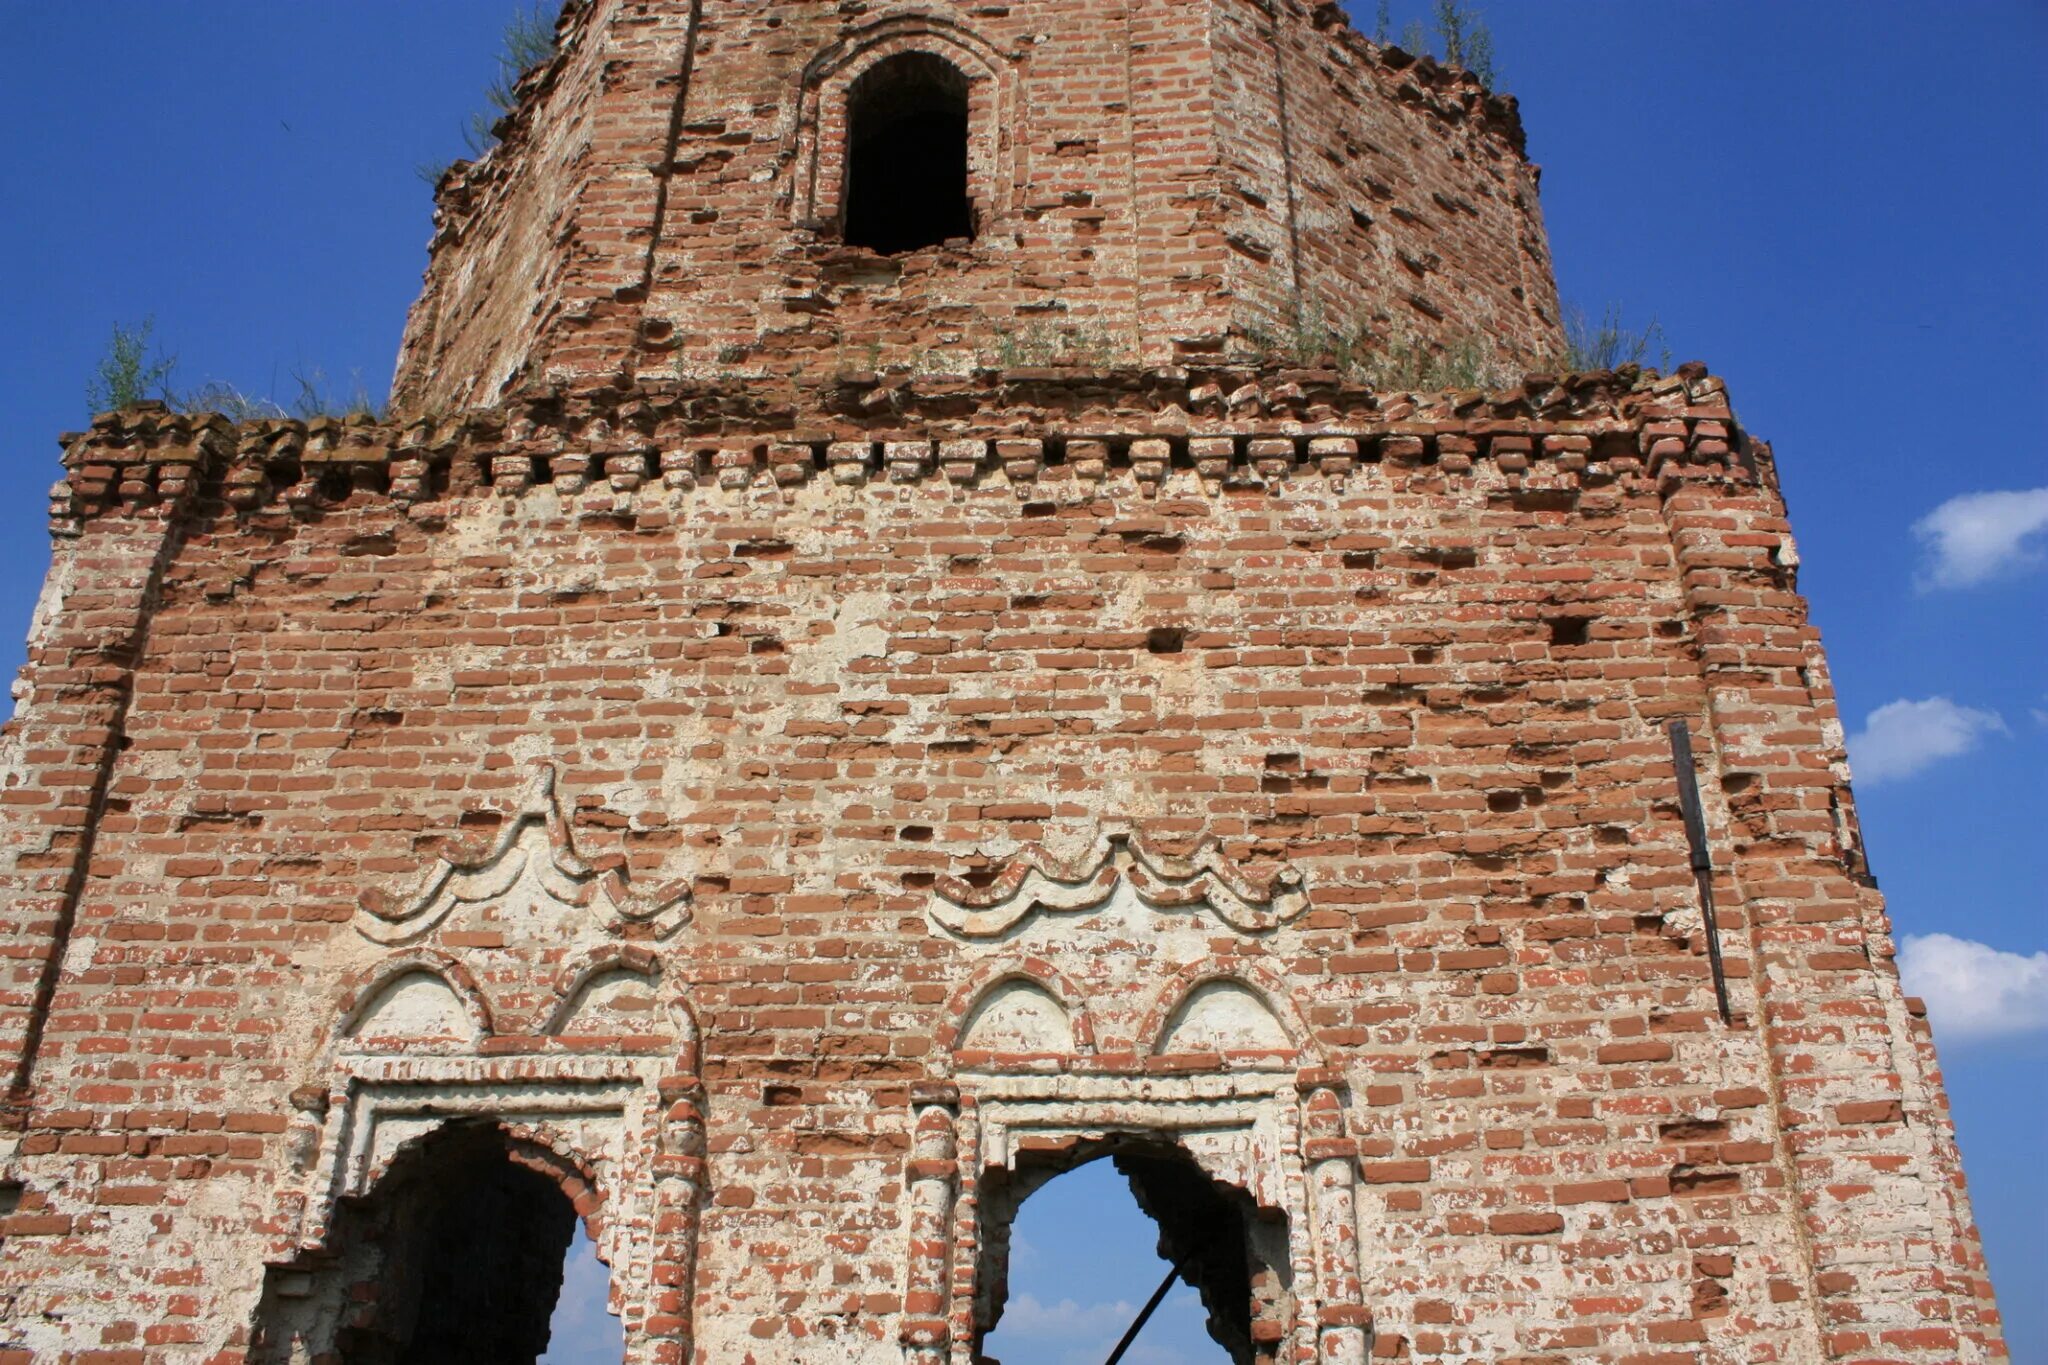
[395,0,1559,413]
[0,1,2006,1362]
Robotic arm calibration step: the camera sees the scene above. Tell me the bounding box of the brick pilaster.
[0,438,194,1133]
[1658,437,2007,1364]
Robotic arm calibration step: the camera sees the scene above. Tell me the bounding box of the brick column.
[1655,418,2006,1364]
[0,426,197,1132]
[647,1074,708,1364]
[1300,1072,1368,1365]
[901,1081,961,1365]
[569,0,705,386]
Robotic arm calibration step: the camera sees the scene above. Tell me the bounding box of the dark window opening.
[974,1140,1289,1365]
[249,1123,621,1365]
[842,53,974,255]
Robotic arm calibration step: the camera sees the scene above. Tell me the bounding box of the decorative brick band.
[50,367,1752,534]
[928,828,1307,937]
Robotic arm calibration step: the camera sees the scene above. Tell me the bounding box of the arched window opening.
[975,1143,1289,1365]
[249,1123,623,1365]
[842,52,974,255]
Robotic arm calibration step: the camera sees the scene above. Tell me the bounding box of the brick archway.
[249,1121,603,1365]
[974,1134,1293,1365]
[258,979,708,1364]
[898,1066,1369,1365]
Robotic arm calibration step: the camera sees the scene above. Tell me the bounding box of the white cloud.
[1912,486,2048,590]
[1898,934,2048,1041]
[996,1293,1139,1341]
[1846,696,2007,784]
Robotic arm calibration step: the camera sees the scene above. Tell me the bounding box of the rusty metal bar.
[1103,1252,1193,1365]
[1668,720,1732,1023]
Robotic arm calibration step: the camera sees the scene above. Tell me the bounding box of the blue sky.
[3,3,2042,1360]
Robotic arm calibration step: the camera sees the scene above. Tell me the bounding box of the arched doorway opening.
[250,1122,623,1365]
[841,51,974,254]
[974,1139,1290,1365]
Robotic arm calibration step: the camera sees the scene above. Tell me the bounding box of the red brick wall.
[0,2,1999,1359]
[1244,8,1559,368]
[0,369,2004,1361]
[395,0,636,411]
[393,0,1561,413]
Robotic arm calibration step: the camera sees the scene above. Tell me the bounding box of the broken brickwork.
[0,1,2007,1363]
[394,0,1560,413]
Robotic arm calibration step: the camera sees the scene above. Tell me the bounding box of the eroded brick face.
[0,2,2005,1363]
[393,0,1560,412]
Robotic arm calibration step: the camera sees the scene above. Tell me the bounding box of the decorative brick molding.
[939,1066,1364,1364]
[259,971,706,1362]
[45,366,1753,533]
[928,828,1308,938]
[355,762,693,946]
[938,959,1100,1059]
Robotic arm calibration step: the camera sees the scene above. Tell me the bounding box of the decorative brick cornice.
[51,366,1751,533]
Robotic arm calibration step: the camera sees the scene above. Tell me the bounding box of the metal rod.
[1668,720,1732,1023]
[1104,1253,1192,1365]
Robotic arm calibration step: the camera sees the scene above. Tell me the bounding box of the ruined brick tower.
[0,1,2008,1361]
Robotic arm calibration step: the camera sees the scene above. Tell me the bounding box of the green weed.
[1555,303,1671,374]
[417,4,561,184]
[85,318,177,414]
[1376,2,1500,90]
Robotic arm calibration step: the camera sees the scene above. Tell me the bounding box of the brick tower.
[0,2,2007,1362]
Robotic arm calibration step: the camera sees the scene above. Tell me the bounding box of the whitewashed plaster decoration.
[955,978,1077,1054]
[346,970,481,1046]
[355,762,692,945]
[1155,979,1293,1054]
[275,1052,706,1363]
[911,1069,1369,1365]
[928,830,1308,938]
[270,964,709,1362]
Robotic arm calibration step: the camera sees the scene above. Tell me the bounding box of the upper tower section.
[393,0,1563,413]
